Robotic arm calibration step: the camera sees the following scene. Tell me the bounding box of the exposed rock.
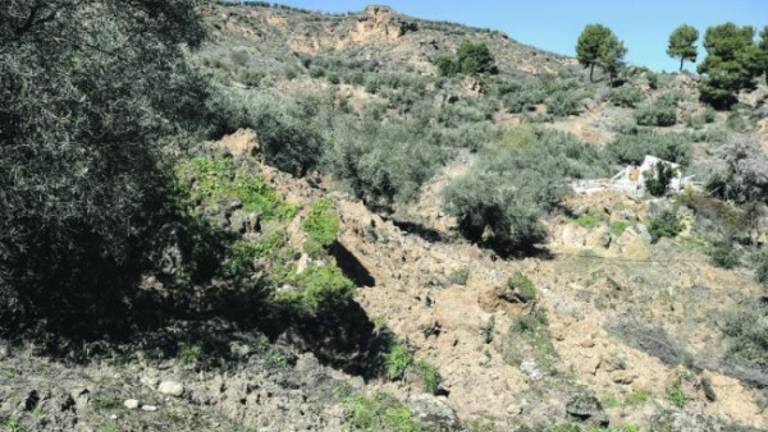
[650,410,720,432]
[215,128,260,157]
[141,404,159,412]
[613,224,652,260]
[158,380,184,397]
[408,394,461,432]
[124,399,140,410]
[229,209,260,234]
[565,393,608,426]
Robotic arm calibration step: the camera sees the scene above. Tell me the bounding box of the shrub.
[635,101,677,126]
[609,130,692,165]
[547,90,583,117]
[751,248,768,284]
[608,86,644,108]
[444,127,609,254]
[507,272,538,303]
[289,264,356,315]
[325,115,453,211]
[384,343,413,380]
[648,211,683,242]
[302,198,340,254]
[415,360,442,395]
[707,240,740,269]
[666,377,686,408]
[723,301,768,373]
[343,392,422,432]
[644,162,677,197]
[705,135,768,204]
[437,40,497,76]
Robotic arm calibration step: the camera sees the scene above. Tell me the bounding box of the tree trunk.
[680,57,684,72]
[589,64,595,83]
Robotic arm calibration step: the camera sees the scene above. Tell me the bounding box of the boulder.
[158,380,184,397]
[565,393,608,427]
[407,394,461,432]
[650,411,720,432]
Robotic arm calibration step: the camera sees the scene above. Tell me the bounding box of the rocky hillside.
[2,2,768,432]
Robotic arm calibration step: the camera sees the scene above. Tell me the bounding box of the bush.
[635,100,677,126]
[384,343,413,380]
[284,264,356,315]
[302,198,340,254]
[547,90,583,117]
[415,360,442,395]
[609,86,644,108]
[325,115,453,211]
[648,211,683,242]
[437,40,497,76]
[644,162,677,197]
[723,301,768,373]
[609,130,692,165]
[444,127,609,254]
[705,135,768,204]
[343,391,422,432]
[507,272,538,303]
[707,240,740,269]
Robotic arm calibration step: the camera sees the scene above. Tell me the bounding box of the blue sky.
[271,0,767,72]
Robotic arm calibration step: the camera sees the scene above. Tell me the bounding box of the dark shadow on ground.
[329,241,375,287]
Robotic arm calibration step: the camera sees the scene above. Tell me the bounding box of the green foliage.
[343,392,422,432]
[175,156,297,221]
[571,211,609,228]
[609,130,692,165]
[705,136,768,204]
[576,24,627,83]
[608,86,644,108]
[178,342,203,366]
[415,360,442,395]
[667,25,699,71]
[2,417,26,432]
[503,309,558,373]
[444,127,609,254]
[648,211,683,243]
[609,221,631,237]
[698,23,763,109]
[302,198,340,254]
[644,162,677,197]
[623,390,652,406]
[0,0,208,335]
[707,240,740,269]
[723,301,768,373]
[325,115,453,211]
[547,90,583,117]
[752,248,768,284]
[281,264,356,315]
[666,378,687,408]
[507,272,538,303]
[635,99,677,127]
[437,40,497,76]
[384,343,413,380]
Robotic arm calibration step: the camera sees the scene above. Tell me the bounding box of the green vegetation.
[175,156,297,221]
[666,377,687,408]
[302,198,341,255]
[2,418,25,432]
[698,23,763,109]
[708,240,741,269]
[384,342,413,380]
[436,40,497,76]
[644,162,677,197]
[723,301,768,373]
[705,136,768,204]
[610,221,631,237]
[415,360,443,395]
[609,130,691,166]
[507,272,538,303]
[667,25,699,71]
[444,127,609,254]
[342,392,422,432]
[277,264,356,315]
[178,342,203,366]
[623,390,652,406]
[635,99,677,127]
[503,308,558,373]
[576,24,627,83]
[648,211,683,243]
[572,211,609,229]
[609,86,644,108]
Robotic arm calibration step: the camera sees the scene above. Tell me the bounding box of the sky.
[270,0,767,72]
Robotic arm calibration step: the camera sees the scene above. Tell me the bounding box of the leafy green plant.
[436,40,497,76]
[384,343,413,381]
[281,264,356,315]
[507,272,538,303]
[415,360,442,395]
[723,301,768,373]
[343,392,422,432]
[609,86,644,108]
[635,100,677,126]
[623,390,651,406]
[666,378,686,408]
[644,162,676,197]
[2,417,26,432]
[708,240,740,269]
[609,221,630,237]
[648,211,683,243]
[572,211,609,228]
[302,198,340,254]
[178,342,203,365]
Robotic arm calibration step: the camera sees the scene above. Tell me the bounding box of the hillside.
[1,2,768,432]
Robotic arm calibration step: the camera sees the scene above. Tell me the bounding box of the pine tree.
[667,25,699,71]
[577,24,626,83]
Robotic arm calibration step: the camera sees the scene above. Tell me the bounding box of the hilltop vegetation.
[1,1,768,432]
